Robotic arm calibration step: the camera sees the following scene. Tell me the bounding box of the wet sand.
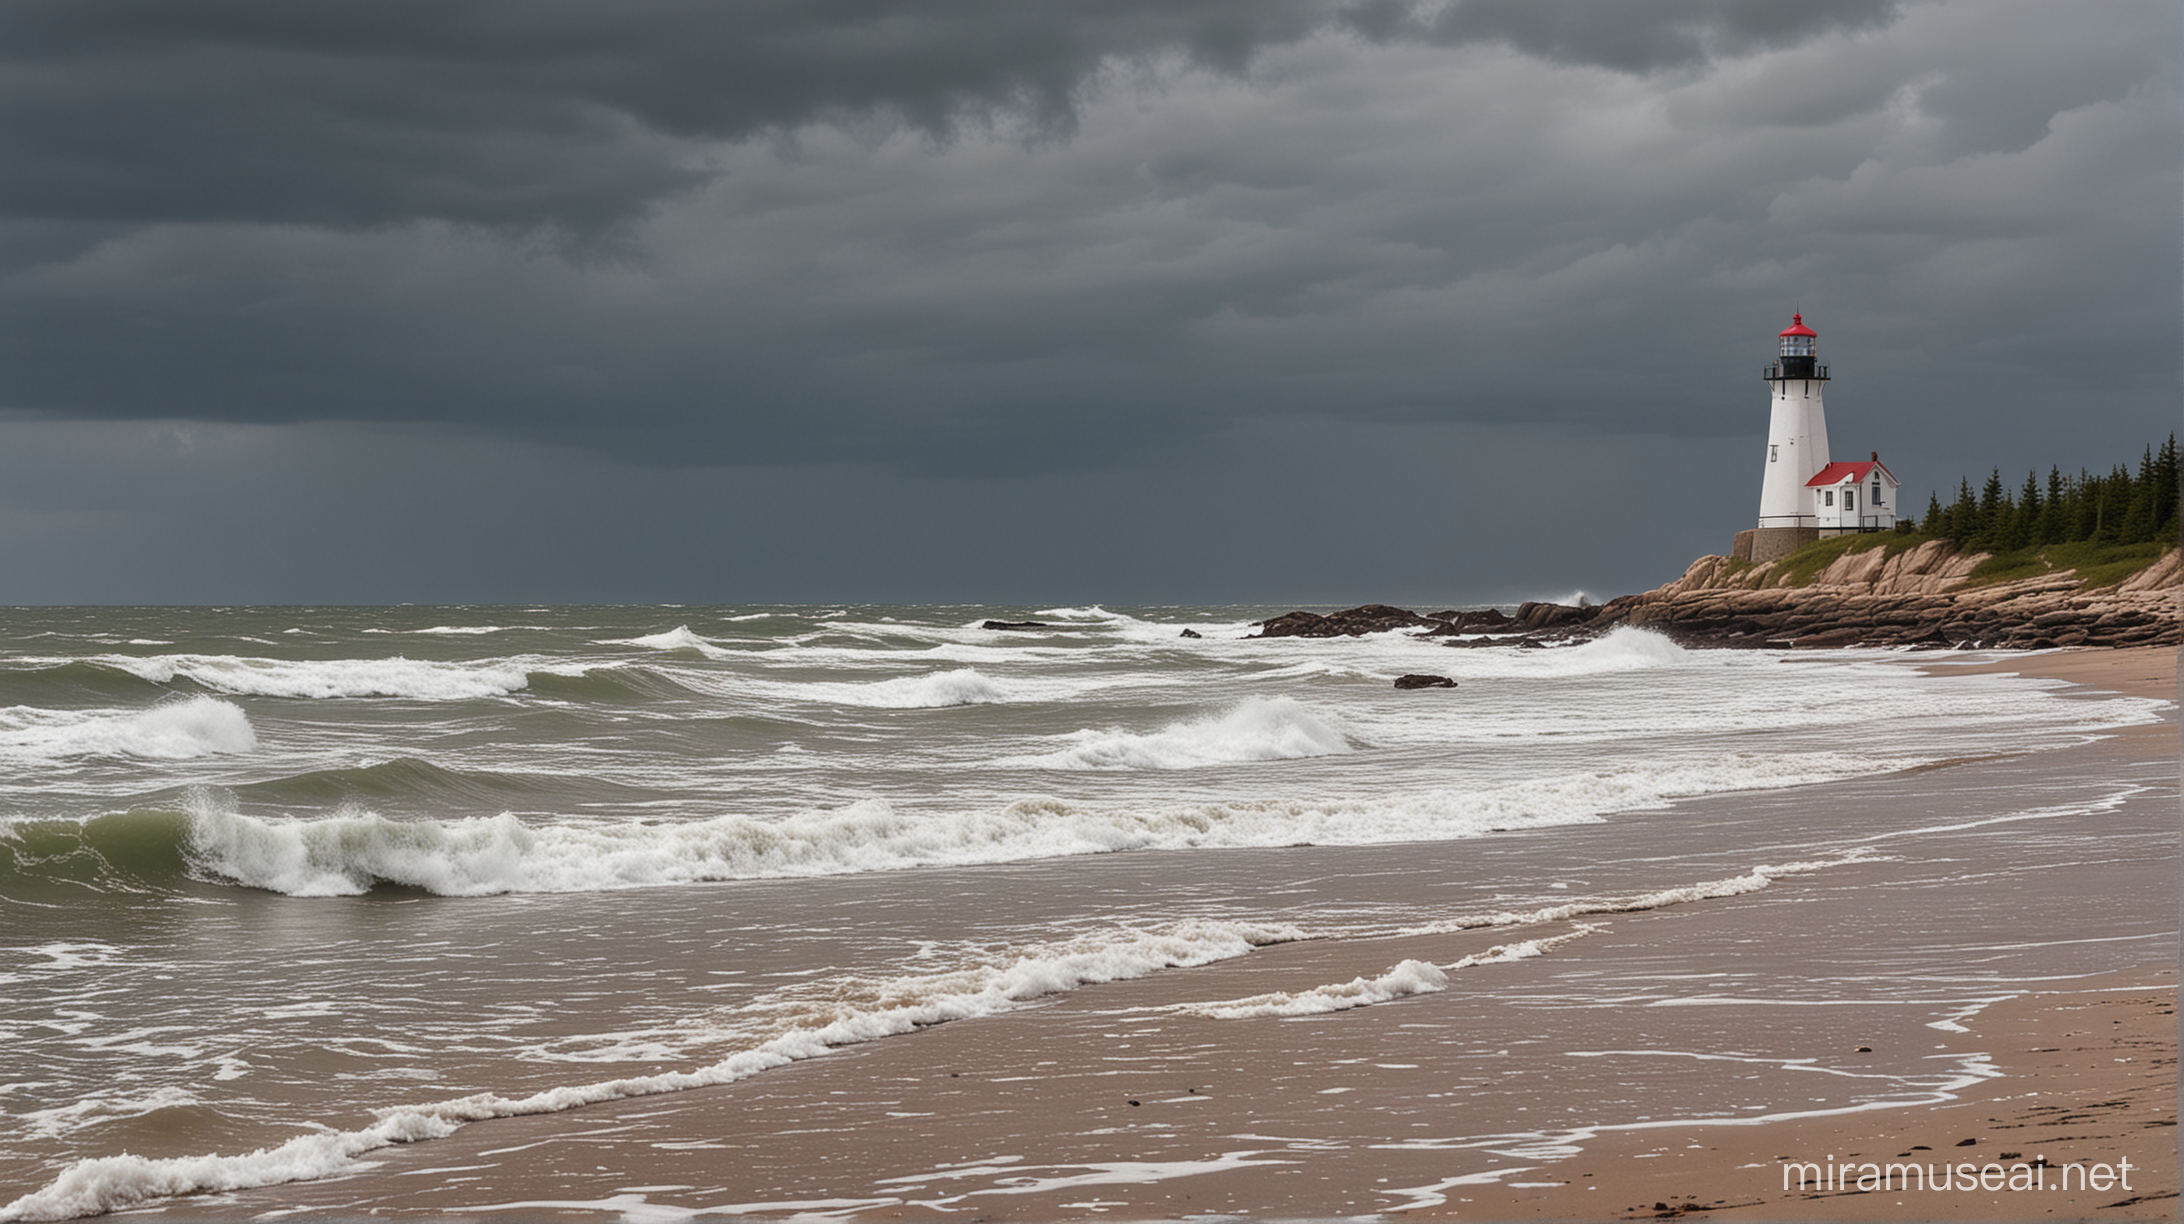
[160,648,2177,1222]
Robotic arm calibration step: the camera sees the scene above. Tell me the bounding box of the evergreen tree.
[2095,464,2132,542]
[2119,446,2157,543]
[1948,477,1977,541]
[2035,466,2067,546]
[2071,468,2102,541]
[1919,440,2178,549]
[2001,470,2039,551]
[1974,469,2007,548]
[2156,433,2180,542]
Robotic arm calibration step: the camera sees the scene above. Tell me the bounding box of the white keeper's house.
[1732,312,1899,564]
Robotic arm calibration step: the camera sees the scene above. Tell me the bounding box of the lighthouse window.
[1769,445,1778,462]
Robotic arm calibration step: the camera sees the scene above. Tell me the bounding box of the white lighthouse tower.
[1732,311,1899,564]
[1757,312,1829,530]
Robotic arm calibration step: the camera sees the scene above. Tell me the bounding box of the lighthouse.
[1757,313,1829,529]
[1732,312,1899,564]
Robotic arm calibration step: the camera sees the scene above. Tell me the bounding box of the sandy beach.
[130,645,2175,1223]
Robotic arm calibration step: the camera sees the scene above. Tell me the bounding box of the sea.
[0,604,2172,1220]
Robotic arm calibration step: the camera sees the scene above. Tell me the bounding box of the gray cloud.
[0,0,2173,602]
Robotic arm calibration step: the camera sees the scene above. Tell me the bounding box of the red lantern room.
[1779,312,1817,356]
[1768,311,1826,383]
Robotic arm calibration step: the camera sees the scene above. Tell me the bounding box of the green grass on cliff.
[1770,531,2172,590]
[1774,532,1929,586]
[1964,539,2171,590]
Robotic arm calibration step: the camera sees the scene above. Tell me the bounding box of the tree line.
[1918,433,2179,551]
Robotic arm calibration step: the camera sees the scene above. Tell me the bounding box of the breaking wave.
[999,697,1352,770]
[788,668,1019,709]
[1172,959,1451,1019]
[611,626,729,658]
[86,655,534,700]
[0,697,256,762]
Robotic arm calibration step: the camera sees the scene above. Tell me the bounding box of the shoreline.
[138,644,2179,1222]
[1428,645,2180,1221]
[1436,967,2176,1220]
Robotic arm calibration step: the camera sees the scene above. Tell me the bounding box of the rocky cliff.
[1251,540,2181,649]
[1589,539,2181,649]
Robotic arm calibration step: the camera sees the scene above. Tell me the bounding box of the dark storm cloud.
[1369,0,1898,72]
[1,1,1898,239]
[0,0,2175,604]
[0,0,1322,237]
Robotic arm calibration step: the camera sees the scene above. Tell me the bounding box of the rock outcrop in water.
[1253,542,2182,650]
[1393,673,1458,689]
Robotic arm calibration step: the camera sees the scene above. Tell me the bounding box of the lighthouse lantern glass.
[1780,333,1816,358]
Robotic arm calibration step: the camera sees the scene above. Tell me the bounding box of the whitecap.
[0,697,257,761]
[610,626,729,658]
[93,655,531,701]
[793,668,1016,709]
[997,697,1352,770]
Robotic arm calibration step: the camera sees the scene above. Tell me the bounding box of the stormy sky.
[1,0,2175,605]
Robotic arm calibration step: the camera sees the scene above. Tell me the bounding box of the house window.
[1822,489,1834,507]
[1845,489,1856,511]
[1872,481,1882,504]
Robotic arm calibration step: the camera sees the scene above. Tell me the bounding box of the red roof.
[1779,311,1817,338]
[1806,459,1896,487]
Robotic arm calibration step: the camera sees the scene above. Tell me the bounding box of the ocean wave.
[1387,859,1861,937]
[998,697,1353,770]
[522,665,708,704]
[21,1087,205,1141]
[88,654,534,700]
[1447,625,1691,677]
[0,660,179,707]
[0,918,1298,1222]
[2,749,1903,900]
[1167,925,1602,1020]
[609,626,729,658]
[227,757,659,813]
[0,697,256,762]
[784,668,1029,709]
[174,796,1272,896]
[1031,605,1120,622]
[0,810,197,896]
[1171,959,1450,1020]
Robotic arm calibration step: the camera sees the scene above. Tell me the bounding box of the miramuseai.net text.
[1782,1155,2136,1195]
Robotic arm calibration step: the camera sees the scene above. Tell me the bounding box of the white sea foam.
[1030,606,1119,622]
[21,1086,203,1140]
[1173,959,1450,1019]
[0,919,1296,1223]
[999,697,1352,770]
[615,626,724,655]
[0,698,256,761]
[178,755,1893,898]
[88,654,533,700]
[788,668,1017,709]
[1451,624,1689,677]
[1390,860,1860,937]
[1169,925,1602,1020]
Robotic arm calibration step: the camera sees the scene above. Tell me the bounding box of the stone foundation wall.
[1731,526,1819,565]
